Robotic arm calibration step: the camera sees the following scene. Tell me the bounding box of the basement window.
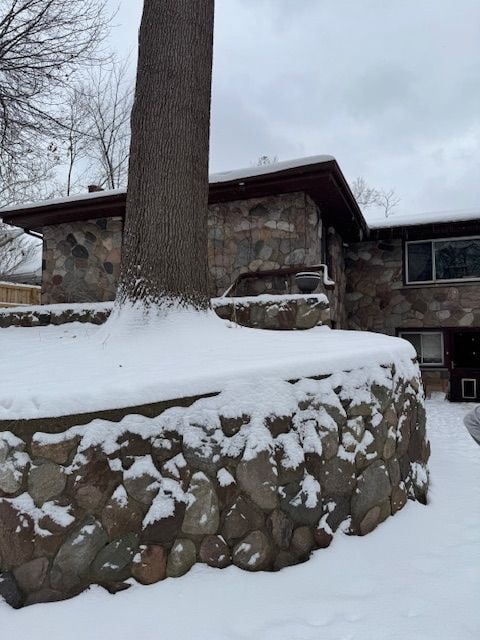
[399,331,444,366]
[406,236,480,284]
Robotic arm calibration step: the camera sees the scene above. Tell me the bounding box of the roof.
[366,207,480,240]
[367,207,480,230]
[0,156,367,241]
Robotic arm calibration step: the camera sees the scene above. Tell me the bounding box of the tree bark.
[118,0,215,310]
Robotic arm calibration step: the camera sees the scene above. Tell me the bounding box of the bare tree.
[0,223,40,280]
[255,155,279,167]
[62,86,93,196]
[0,0,111,194]
[83,61,133,190]
[351,176,400,218]
[117,0,215,310]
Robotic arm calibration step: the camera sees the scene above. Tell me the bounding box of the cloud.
[107,0,480,215]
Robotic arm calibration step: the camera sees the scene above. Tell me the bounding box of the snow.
[212,293,329,305]
[0,156,336,217]
[0,300,112,316]
[209,155,335,184]
[1,399,478,639]
[0,188,127,215]
[0,307,417,421]
[366,207,480,230]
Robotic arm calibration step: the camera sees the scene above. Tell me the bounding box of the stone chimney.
[88,184,104,193]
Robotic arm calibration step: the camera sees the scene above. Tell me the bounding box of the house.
[345,208,480,402]
[2,155,480,401]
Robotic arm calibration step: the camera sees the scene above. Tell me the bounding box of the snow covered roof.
[1,155,366,241]
[209,155,335,184]
[366,208,480,230]
[0,188,127,215]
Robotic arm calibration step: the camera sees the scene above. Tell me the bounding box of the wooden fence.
[0,281,41,308]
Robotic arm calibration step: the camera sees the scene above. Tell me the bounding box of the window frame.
[399,330,445,367]
[405,235,480,285]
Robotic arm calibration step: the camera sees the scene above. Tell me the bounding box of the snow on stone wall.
[0,362,429,609]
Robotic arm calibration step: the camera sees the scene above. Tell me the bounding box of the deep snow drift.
[0,308,417,420]
[1,398,478,639]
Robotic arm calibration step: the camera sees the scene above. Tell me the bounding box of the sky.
[107,0,480,219]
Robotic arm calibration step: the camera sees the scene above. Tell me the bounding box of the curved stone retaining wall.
[0,363,429,608]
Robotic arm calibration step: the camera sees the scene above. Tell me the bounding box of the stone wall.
[208,192,323,296]
[326,228,347,328]
[38,193,350,319]
[212,294,330,330]
[0,365,429,608]
[42,217,123,305]
[345,239,480,333]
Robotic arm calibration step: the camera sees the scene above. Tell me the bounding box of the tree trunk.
[117,0,215,311]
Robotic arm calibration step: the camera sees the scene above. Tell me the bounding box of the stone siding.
[208,192,323,297]
[326,228,347,328]
[42,217,123,305]
[0,364,428,608]
[345,239,480,333]
[212,294,330,330]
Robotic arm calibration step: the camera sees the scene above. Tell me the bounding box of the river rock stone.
[0,500,34,569]
[28,462,66,506]
[233,531,273,571]
[0,462,23,495]
[291,526,315,559]
[141,501,186,545]
[183,424,223,475]
[267,509,293,550]
[391,484,408,514]
[237,451,278,510]
[359,506,381,535]
[13,557,49,593]
[0,572,23,609]
[280,478,322,525]
[351,460,392,530]
[123,469,159,506]
[319,458,356,497]
[101,486,143,539]
[199,535,231,568]
[314,526,333,548]
[131,544,167,585]
[166,539,197,578]
[182,472,219,535]
[31,435,80,465]
[50,519,108,592]
[221,496,265,542]
[91,533,138,582]
[72,453,119,513]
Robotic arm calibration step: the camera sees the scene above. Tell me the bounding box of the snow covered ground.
[0,308,416,420]
[1,398,478,639]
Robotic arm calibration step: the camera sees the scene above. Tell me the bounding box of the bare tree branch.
[351,176,400,218]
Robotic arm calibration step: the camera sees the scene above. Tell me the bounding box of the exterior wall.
[42,217,123,304]
[0,363,428,608]
[326,228,347,328]
[38,194,349,327]
[208,192,323,297]
[345,238,480,397]
[345,238,480,333]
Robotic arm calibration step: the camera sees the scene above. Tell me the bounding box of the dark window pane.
[401,333,421,357]
[435,239,480,280]
[407,242,433,282]
[421,333,443,364]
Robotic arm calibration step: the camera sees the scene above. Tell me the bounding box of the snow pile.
[1,399,478,639]
[0,307,417,421]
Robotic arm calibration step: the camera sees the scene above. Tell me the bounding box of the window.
[399,331,444,366]
[462,379,477,400]
[406,236,480,284]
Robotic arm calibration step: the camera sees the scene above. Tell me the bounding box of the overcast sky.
[108,0,480,219]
